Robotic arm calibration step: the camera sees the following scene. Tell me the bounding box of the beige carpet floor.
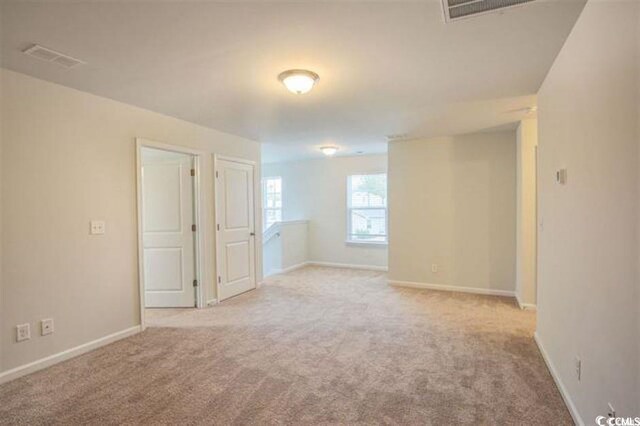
[0,266,571,425]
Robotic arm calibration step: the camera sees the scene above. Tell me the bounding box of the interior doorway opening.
[136,140,205,328]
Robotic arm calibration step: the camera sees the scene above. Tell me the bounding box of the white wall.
[263,228,283,277]
[262,155,388,269]
[263,221,308,277]
[0,69,261,373]
[281,221,308,270]
[388,130,516,294]
[516,119,538,308]
[536,0,639,421]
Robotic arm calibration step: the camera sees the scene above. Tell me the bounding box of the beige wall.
[0,67,3,371]
[515,119,538,307]
[262,155,388,269]
[0,69,261,372]
[388,130,516,294]
[536,0,639,421]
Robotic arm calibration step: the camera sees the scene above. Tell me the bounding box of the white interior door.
[142,149,196,307]
[216,158,256,301]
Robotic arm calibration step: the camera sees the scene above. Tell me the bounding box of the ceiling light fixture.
[320,146,338,156]
[278,69,319,94]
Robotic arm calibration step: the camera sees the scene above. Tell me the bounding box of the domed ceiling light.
[278,69,319,94]
[320,146,338,156]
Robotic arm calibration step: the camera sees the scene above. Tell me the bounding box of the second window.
[347,173,387,243]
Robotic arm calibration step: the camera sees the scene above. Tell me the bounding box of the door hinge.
[190,168,195,177]
[215,171,219,178]
[217,224,220,231]
[193,279,198,287]
[192,224,197,232]
[218,276,221,284]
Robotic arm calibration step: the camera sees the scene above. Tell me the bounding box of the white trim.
[136,138,207,330]
[264,261,387,277]
[515,294,537,311]
[264,261,310,277]
[345,240,388,247]
[281,262,309,273]
[0,325,141,385]
[534,332,584,426]
[307,261,388,272]
[346,173,388,245]
[278,220,308,226]
[389,280,514,297]
[215,154,256,166]
[264,262,309,278]
[262,176,282,231]
[206,298,218,306]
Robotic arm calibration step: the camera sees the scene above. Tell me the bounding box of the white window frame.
[346,173,388,246]
[262,176,282,230]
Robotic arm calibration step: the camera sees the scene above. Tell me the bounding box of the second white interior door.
[142,148,196,308]
[216,158,256,301]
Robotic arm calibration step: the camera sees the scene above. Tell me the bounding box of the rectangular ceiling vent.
[442,0,535,22]
[22,44,85,69]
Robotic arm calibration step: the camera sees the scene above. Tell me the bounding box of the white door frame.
[213,154,258,301]
[136,138,206,330]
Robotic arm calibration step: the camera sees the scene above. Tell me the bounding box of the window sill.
[345,240,388,247]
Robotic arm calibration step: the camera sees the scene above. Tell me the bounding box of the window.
[347,173,387,243]
[262,177,282,230]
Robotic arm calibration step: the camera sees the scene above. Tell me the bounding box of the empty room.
[0,0,639,424]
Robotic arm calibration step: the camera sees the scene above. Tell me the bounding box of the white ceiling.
[0,0,585,163]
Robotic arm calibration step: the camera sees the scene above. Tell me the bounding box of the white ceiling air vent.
[386,133,410,142]
[442,0,535,22]
[22,44,85,69]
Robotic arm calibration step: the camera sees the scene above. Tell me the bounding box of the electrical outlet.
[41,318,54,336]
[575,357,581,381]
[90,220,105,235]
[431,264,438,273]
[16,323,30,342]
[607,403,615,418]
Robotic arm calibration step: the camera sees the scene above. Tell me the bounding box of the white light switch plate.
[41,318,54,336]
[90,220,105,235]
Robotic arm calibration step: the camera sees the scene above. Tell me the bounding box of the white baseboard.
[0,325,142,385]
[280,262,310,274]
[534,332,583,425]
[263,262,309,278]
[264,261,388,277]
[389,279,514,297]
[206,298,218,306]
[307,261,388,272]
[515,294,537,311]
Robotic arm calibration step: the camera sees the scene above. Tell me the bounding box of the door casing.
[136,138,205,330]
